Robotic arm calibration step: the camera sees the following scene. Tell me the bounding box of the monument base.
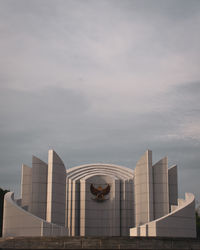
[0,236,200,250]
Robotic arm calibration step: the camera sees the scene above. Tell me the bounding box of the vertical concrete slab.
[134,150,153,226]
[148,151,154,222]
[65,176,73,235]
[46,150,66,226]
[31,156,48,219]
[127,179,135,231]
[71,180,80,236]
[168,165,178,211]
[71,180,76,236]
[113,178,120,236]
[130,226,140,236]
[21,164,32,211]
[80,179,86,236]
[67,178,73,235]
[120,180,126,236]
[152,157,169,219]
[120,179,134,236]
[65,177,68,229]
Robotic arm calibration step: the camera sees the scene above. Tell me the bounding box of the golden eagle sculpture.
[90,184,110,201]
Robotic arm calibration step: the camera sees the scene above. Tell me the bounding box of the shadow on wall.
[0,188,9,237]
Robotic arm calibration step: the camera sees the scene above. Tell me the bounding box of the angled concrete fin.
[46,150,66,226]
[21,164,32,210]
[152,157,169,219]
[168,165,178,209]
[134,150,153,226]
[31,156,48,219]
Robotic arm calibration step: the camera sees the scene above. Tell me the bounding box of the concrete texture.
[31,156,48,219]
[21,164,32,211]
[134,150,154,226]
[130,193,196,238]
[0,236,200,249]
[152,157,169,219]
[168,165,178,211]
[46,150,66,226]
[80,174,120,236]
[2,192,68,237]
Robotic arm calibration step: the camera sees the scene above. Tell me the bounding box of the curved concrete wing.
[130,193,196,238]
[3,192,68,237]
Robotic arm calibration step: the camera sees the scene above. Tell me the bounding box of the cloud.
[0,0,200,200]
[156,82,200,141]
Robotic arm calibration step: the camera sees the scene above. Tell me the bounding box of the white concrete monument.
[3,150,196,237]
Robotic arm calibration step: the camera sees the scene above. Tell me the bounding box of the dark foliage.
[0,188,9,237]
[196,211,200,239]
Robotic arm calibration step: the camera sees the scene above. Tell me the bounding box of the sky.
[0,0,200,202]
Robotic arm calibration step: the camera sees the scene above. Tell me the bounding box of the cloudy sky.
[0,0,200,201]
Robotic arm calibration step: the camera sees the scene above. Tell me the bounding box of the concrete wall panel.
[168,165,178,211]
[134,150,153,226]
[31,156,48,219]
[46,150,66,226]
[80,174,120,236]
[152,157,169,219]
[21,164,32,211]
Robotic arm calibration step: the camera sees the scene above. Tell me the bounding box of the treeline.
[0,188,9,237]
[197,211,200,239]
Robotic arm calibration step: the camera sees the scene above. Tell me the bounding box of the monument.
[2,150,196,237]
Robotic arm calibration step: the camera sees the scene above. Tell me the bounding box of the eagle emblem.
[90,184,110,201]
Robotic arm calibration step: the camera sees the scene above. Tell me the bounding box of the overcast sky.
[0,0,200,202]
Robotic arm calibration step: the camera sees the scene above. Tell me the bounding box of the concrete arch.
[66,166,135,236]
[67,168,132,183]
[67,163,134,178]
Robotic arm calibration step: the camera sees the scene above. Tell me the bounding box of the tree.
[0,188,9,237]
[196,201,200,239]
[196,211,200,239]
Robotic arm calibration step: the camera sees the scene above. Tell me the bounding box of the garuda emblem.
[90,184,110,201]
